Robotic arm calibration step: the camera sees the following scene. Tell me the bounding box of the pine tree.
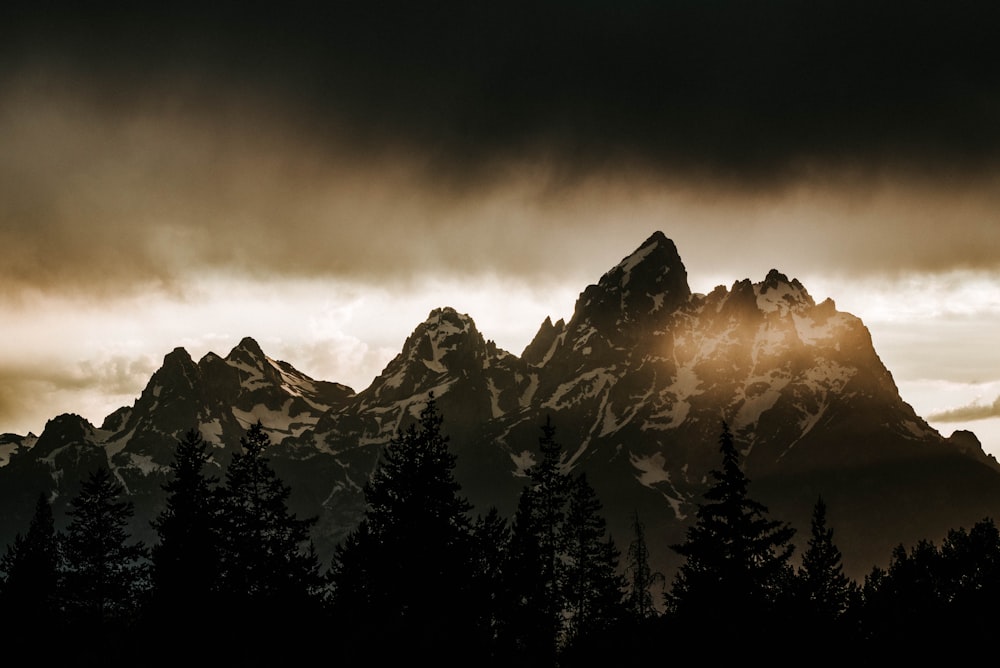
[790,496,858,654]
[212,420,325,664]
[560,473,627,663]
[216,420,323,609]
[666,421,796,646]
[623,510,664,621]
[329,393,484,662]
[0,492,62,641]
[60,466,149,661]
[471,507,513,664]
[796,496,854,620]
[147,428,222,628]
[562,473,626,643]
[505,415,571,664]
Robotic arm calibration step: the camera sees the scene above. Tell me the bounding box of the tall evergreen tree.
[329,393,485,662]
[560,473,627,663]
[214,420,325,664]
[471,507,513,665]
[562,473,626,644]
[217,420,323,608]
[665,421,796,647]
[146,428,222,628]
[623,510,664,621]
[790,496,858,654]
[60,466,149,662]
[796,496,854,620]
[505,415,571,665]
[0,492,62,643]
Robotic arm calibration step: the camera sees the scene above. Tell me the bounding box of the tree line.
[2,393,1000,665]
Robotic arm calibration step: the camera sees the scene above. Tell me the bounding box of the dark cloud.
[2,1,1000,299]
[4,1,1000,184]
[929,396,1000,423]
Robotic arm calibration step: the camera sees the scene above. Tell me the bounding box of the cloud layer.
[930,397,1000,423]
[3,1,1000,300]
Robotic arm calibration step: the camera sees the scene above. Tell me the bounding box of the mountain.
[2,230,998,584]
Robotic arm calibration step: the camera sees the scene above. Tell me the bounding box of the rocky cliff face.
[2,231,998,582]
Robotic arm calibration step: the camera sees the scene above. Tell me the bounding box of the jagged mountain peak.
[755,269,815,315]
[423,306,474,331]
[226,336,267,366]
[570,231,692,334]
[598,231,688,294]
[163,346,194,366]
[152,346,199,390]
[523,315,566,365]
[390,306,488,378]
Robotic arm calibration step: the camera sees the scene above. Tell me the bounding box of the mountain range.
[3,230,998,583]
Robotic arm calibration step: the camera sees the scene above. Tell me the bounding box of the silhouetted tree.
[790,496,858,653]
[560,473,627,663]
[471,507,513,664]
[665,421,796,648]
[623,510,664,621]
[0,492,62,646]
[329,393,486,663]
[939,517,1000,636]
[216,421,324,617]
[145,428,223,637]
[856,539,944,654]
[857,518,1000,654]
[563,474,625,639]
[60,466,149,663]
[505,416,571,664]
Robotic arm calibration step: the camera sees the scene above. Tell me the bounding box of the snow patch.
[618,240,657,287]
[487,378,504,419]
[543,368,617,411]
[423,358,448,373]
[511,450,535,477]
[520,373,540,407]
[122,453,165,476]
[231,400,318,438]
[200,418,224,445]
[631,451,671,487]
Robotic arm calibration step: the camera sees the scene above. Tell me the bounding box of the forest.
[1,394,998,666]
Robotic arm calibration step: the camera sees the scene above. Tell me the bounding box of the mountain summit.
[1,231,998,583]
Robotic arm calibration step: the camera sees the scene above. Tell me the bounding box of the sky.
[2,2,999,456]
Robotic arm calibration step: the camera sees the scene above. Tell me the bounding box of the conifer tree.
[939,518,1000,636]
[857,539,944,653]
[60,466,149,658]
[560,473,627,662]
[623,510,664,621]
[471,507,513,664]
[147,428,222,625]
[789,496,858,654]
[329,393,484,662]
[213,420,325,663]
[796,496,854,620]
[0,492,61,638]
[562,473,626,644]
[666,421,796,646]
[505,415,571,664]
[216,420,323,608]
